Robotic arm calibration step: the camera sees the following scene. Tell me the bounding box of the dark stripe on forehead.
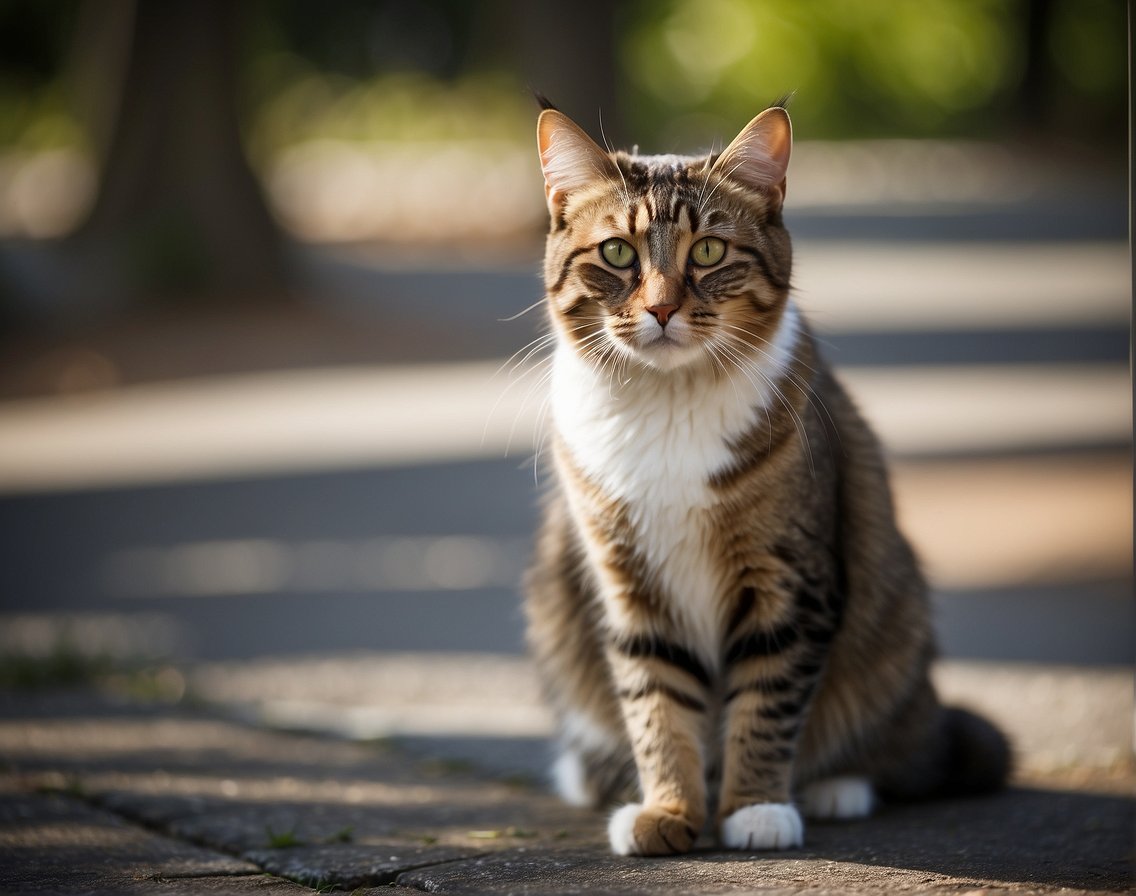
[686,201,700,234]
[647,219,676,271]
[617,158,655,192]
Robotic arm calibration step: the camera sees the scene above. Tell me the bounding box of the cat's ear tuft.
[537,109,618,213]
[711,107,792,207]
[533,91,559,112]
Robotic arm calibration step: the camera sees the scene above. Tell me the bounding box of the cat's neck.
[550,302,802,495]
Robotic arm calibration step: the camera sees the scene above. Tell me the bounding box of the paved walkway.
[1,659,1130,895]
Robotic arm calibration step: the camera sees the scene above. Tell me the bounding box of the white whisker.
[714,335,815,478]
[715,322,841,457]
[498,297,547,322]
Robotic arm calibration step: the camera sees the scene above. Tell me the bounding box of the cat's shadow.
[683,786,1132,891]
[405,734,1130,891]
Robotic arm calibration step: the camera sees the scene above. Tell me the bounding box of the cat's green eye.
[690,236,726,267]
[600,238,637,269]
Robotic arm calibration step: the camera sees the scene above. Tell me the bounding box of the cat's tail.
[938,705,1012,795]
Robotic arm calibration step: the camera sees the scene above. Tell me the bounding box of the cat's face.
[538,108,794,374]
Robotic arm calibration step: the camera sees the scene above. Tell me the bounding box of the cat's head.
[537,105,793,374]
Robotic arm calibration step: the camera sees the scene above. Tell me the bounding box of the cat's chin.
[623,337,709,373]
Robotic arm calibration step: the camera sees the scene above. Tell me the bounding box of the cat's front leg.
[604,632,712,856]
[716,615,825,850]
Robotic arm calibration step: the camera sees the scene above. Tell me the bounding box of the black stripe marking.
[795,589,828,617]
[686,203,700,234]
[753,745,794,764]
[615,635,712,689]
[551,246,591,293]
[724,674,795,703]
[697,262,752,298]
[803,620,836,646]
[577,262,633,307]
[758,694,806,722]
[737,245,789,291]
[726,585,756,633]
[617,682,707,713]
[771,543,826,590]
[724,621,800,666]
[792,658,824,680]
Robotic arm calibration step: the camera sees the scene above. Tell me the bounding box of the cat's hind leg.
[550,710,635,809]
[798,775,874,820]
[720,803,804,850]
[551,744,636,808]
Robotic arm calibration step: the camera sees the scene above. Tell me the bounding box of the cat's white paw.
[798,776,874,820]
[720,802,803,850]
[608,803,645,855]
[607,802,699,855]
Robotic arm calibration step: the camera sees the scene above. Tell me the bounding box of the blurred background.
[0,1,1129,767]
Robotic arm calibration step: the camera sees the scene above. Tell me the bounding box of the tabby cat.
[523,100,1010,856]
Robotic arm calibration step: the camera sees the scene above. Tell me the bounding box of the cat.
[523,99,1010,856]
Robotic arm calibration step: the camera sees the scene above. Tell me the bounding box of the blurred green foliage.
[622,0,1126,145]
[238,0,536,166]
[626,0,1018,138]
[243,63,533,169]
[0,0,1125,157]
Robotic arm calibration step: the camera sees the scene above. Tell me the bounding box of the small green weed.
[324,825,353,844]
[265,824,304,848]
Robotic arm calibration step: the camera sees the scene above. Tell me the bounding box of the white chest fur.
[550,307,799,664]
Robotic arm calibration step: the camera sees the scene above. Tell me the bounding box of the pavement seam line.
[75,771,506,891]
[30,787,272,882]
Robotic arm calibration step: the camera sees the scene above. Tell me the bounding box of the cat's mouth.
[627,327,706,370]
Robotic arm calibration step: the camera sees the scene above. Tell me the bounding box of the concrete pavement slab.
[0,788,308,894]
[0,679,1130,894]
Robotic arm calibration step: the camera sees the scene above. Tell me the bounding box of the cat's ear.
[537,109,619,213]
[711,107,792,207]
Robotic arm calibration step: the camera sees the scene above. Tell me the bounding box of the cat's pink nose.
[647,304,679,326]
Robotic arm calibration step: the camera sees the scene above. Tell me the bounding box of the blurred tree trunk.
[1013,0,1055,133]
[477,0,628,147]
[74,0,288,307]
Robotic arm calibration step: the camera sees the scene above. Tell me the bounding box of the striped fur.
[524,105,1009,856]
